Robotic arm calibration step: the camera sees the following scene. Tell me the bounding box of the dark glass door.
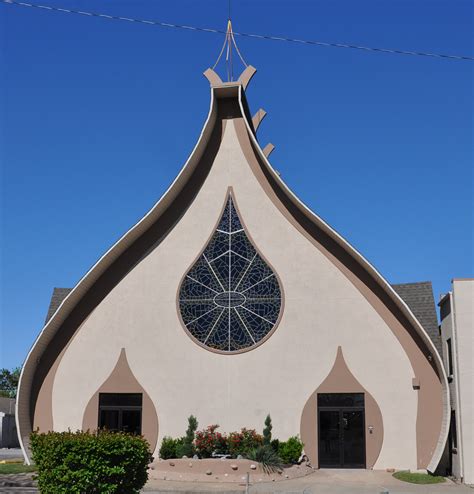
[318,393,365,468]
[342,410,365,467]
[319,410,341,467]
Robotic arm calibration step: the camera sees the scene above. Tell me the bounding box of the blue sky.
[1,0,473,370]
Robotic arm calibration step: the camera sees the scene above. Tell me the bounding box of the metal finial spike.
[211,18,248,83]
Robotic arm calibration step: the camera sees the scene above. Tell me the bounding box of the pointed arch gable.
[17,82,449,472]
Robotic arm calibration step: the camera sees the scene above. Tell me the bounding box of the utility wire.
[2,0,473,62]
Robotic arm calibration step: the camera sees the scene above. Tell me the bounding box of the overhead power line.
[2,0,473,62]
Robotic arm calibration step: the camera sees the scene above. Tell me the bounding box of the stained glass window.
[178,193,282,352]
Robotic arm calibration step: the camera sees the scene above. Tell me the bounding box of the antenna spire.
[212,16,248,82]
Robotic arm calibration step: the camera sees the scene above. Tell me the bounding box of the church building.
[16,29,450,472]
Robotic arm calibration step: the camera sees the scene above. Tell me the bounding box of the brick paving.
[0,473,38,493]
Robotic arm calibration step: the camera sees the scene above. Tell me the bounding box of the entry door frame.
[317,393,366,469]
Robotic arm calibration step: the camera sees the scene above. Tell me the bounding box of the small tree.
[0,367,21,398]
[263,414,272,446]
[176,415,198,458]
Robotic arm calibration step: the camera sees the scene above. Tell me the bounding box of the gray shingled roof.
[44,282,441,353]
[392,281,441,355]
[45,287,72,323]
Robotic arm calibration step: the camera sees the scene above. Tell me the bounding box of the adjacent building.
[439,279,474,484]
[0,397,20,448]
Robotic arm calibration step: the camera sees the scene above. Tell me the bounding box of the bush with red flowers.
[228,428,264,457]
[194,425,228,458]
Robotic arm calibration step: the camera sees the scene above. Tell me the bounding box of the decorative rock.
[206,470,212,476]
[169,462,175,467]
[237,454,243,459]
[230,464,238,471]
[250,464,257,470]
[193,454,199,460]
[182,455,188,459]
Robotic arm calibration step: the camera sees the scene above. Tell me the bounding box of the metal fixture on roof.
[212,19,248,82]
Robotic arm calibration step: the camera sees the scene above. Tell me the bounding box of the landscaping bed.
[149,457,314,483]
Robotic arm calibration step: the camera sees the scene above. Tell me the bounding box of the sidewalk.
[0,468,470,494]
[0,448,23,461]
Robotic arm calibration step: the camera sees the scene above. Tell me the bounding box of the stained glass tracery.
[178,193,282,352]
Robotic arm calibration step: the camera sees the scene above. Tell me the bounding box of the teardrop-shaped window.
[178,191,283,353]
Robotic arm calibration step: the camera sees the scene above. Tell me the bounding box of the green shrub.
[30,430,152,494]
[246,445,283,474]
[159,436,179,460]
[270,438,280,453]
[263,414,272,445]
[176,415,198,458]
[278,436,304,464]
[176,440,193,458]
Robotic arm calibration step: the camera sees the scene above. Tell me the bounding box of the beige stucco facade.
[17,69,449,472]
